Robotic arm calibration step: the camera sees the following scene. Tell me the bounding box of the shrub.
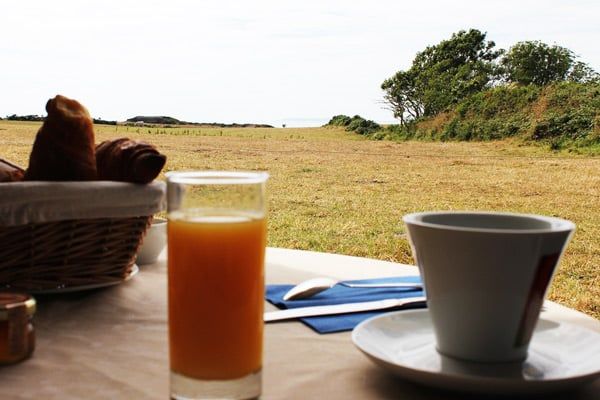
[325,114,381,136]
[326,115,352,126]
[532,111,594,140]
[346,116,381,135]
[457,85,541,118]
[405,81,599,149]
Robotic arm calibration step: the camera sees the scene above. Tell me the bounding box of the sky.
[2,0,600,127]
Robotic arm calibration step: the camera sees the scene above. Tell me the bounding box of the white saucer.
[29,265,139,294]
[352,309,600,395]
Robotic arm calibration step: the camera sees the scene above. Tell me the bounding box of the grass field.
[1,120,599,319]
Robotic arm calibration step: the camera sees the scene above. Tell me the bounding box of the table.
[1,247,598,399]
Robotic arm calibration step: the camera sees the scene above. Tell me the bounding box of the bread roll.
[24,95,97,181]
[0,158,25,182]
[96,138,166,184]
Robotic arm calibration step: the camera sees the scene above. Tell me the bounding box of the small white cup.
[136,218,167,265]
[403,211,575,363]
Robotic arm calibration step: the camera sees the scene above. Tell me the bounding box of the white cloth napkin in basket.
[0,181,166,227]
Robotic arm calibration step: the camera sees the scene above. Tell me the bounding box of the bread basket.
[0,181,165,292]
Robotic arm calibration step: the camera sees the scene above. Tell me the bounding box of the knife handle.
[264,296,427,322]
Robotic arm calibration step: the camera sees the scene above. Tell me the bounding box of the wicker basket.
[0,181,165,292]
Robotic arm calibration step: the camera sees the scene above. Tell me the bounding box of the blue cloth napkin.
[266,276,425,334]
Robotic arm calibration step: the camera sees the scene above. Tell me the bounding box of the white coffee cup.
[403,211,575,363]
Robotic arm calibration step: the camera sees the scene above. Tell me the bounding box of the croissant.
[24,95,97,181]
[95,138,166,184]
[0,158,25,182]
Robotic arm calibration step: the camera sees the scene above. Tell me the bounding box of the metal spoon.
[282,277,422,301]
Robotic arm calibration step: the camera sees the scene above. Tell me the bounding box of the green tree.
[382,29,503,123]
[501,41,598,85]
[381,70,423,125]
[568,61,600,83]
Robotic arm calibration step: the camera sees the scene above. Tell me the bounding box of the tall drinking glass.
[166,171,268,400]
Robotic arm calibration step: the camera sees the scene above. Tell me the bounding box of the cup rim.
[165,170,269,185]
[403,211,575,234]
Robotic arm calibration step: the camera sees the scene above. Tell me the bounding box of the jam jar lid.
[0,293,36,320]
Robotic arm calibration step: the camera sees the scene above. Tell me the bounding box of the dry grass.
[416,110,455,133]
[2,120,599,318]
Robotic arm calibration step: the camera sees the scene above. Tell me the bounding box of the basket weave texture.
[0,181,165,292]
[0,217,150,291]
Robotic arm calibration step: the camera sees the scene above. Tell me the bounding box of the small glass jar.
[0,293,36,365]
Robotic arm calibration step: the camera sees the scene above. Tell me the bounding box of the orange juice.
[168,215,266,380]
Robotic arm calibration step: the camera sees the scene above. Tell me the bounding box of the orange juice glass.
[166,171,268,400]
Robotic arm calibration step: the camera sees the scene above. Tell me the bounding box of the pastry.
[0,158,25,182]
[96,138,166,184]
[24,95,97,181]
